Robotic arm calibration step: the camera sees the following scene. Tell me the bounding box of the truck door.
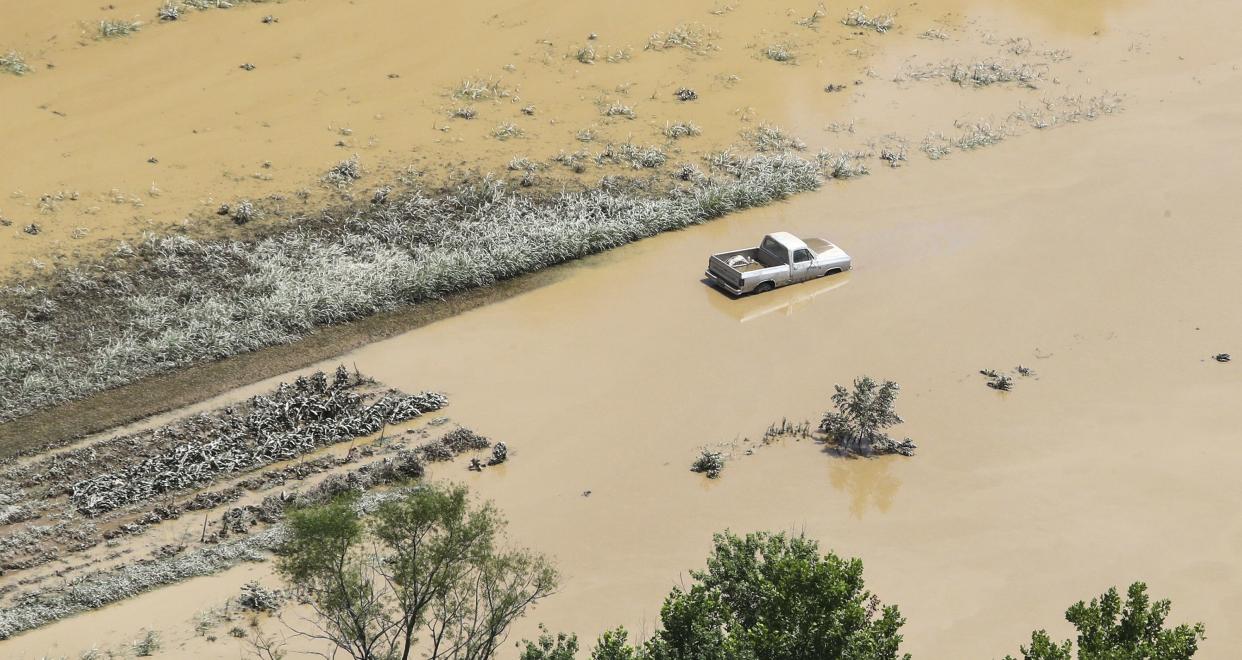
[791,248,815,282]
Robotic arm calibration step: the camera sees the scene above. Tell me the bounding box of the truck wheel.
[754,282,775,294]
[824,268,842,276]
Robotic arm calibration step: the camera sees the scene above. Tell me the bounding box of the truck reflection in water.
[703,270,851,323]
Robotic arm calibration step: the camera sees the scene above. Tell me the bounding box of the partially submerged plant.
[492,123,524,140]
[229,199,260,224]
[819,376,915,456]
[816,150,870,179]
[132,630,161,657]
[987,374,1014,391]
[452,106,477,119]
[238,581,283,612]
[674,87,698,101]
[877,138,908,168]
[744,123,807,152]
[842,7,895,33]
[574,43,596,64]
[1,50,31,76]
[453,77,509,101]
[322,154,363,187]
[691,449,726,478]
[662,121,702,140]
[954,120,1007,150]
[646,23,717,54]
[601,102,636,119]
[796,3,828,29]
[596,142,667,169]
[157,1,182,21]
[98,18,143,39]
[920,132,953,160]
[763,44,796,63]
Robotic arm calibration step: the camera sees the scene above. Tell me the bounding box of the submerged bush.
[690,449,725,478]
[819,376,915,455]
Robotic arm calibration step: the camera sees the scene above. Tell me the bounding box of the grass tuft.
[662,121,702,140]
[98,19,143,39]
[842,7,895,33]
[322,154,363,187]
[1,50,32,76]
[743,123,806,152]
[762,44,796,63]
[646,23,717,54]
[492,123,524,141]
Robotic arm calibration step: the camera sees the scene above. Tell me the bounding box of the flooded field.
[3,0,1242,658]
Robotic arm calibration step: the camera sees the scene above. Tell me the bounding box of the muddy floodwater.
[4,0,1242,658]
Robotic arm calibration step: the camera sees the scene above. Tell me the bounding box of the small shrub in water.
[601,102,636,119]
[763,44,796,63]
[133,630,161,656]
[819,376,915,455]
[323,154,362,187]
[842,7,895,33]
[492,123,524,140]
[98,19,143,38]
[691,449,726,478]
[674,87,698,101]
[157,2,182,21]
[662,121,701,140]
[1,50,32,76]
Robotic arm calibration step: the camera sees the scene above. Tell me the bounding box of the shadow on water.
[827,454,904,519]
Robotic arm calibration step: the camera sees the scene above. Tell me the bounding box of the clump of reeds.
[662,121,702,140]
[323,154,363,187]
[98,19,143,38]
[601,102,636,119]
[1,50,31,76]
[690,449,726,478]
[842,7,895,33]
[816,150,870,178]
[796,3,828,29]
[743,123,807,152]
[763,44,796,63]
[574,44,597,64]
[953,120,1007,150]
[919,132,953,160]
[453,77,510,101]
[491,123,524,140]
[596,142,667,169]
[646,23,717,54]
[157,2,182,21]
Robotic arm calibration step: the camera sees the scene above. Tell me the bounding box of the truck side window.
[793,249,812,263]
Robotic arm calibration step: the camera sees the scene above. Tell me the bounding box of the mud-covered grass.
[0,152,825,423]
[0,50,30,76]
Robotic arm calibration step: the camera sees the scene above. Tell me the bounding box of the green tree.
[819,376,915,456]
[277,484,558,660]
[591,628,639,660]
[521,624,580,660]
[1007,582,1206,660]
[639,530,909,660]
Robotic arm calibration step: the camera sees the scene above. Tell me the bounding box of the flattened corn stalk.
[67,367,446,515]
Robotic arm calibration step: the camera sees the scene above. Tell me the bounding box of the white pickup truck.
[705,232,852,295]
